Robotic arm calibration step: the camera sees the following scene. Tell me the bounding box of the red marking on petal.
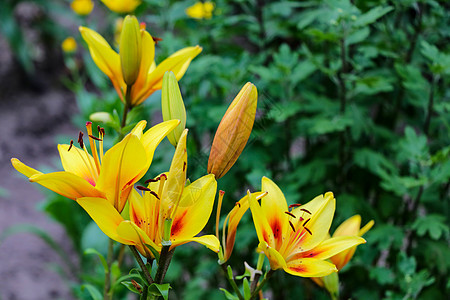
[171,209,188,236]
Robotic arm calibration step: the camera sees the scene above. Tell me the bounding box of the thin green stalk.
[103,239,114,300]
[249,269,274,300]
[220,264,244,300]
[129,246,154,285]
[121,84,133,131]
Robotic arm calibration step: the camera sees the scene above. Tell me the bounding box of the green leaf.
[81,284,103,300]
[369,267,395,285]
[220,288,239,300]
[397,252,416,276]
[148,283,171,300]
[243,278,251,300]
[412,215,449,240]
[353,6,394,27]
[121,281,141,294]
[84,248,109,273]
[111,274,143,291]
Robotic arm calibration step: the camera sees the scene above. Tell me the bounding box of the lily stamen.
[288,203,302,209]
[300,208,311,214]
[289,220,296,232]
[68,140,74,151]
[285,211,296,218]
[137,185,152,192]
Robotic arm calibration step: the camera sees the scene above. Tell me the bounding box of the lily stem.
[220,264,244,300]
[155,244,174,284]
[129,246,154,285]
[249,269,274,300]
[121,84,133,131]
[103,239,114,300]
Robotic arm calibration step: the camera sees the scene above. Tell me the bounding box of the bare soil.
[0,47,79,300]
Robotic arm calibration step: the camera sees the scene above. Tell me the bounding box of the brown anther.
[97,125,101,132]
[150,191,160,200]
[285,211,296,218]
[136,186,152,191]
[68,140,74,151]
[183,161,186,172]
[152,36,163,44]
[131,280,142,294]
[288,203,302,209]
[219,190,225,196]
[145,178,159,184]
[78,131,84,148]
[289,220,296,232]
[303,218,311,226]
[235,202,241,208]
[300,208,311,214]
[88,134,103,141]
[304,227,312,235]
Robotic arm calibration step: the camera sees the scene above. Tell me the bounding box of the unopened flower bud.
[120,15,142,86]
[89,112,113,124]
[208,82,257,179]
[161,72,186,147]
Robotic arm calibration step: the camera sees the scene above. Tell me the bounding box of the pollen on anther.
[150,191,160,200]
[137,185,151,192]
[68,140,74,151]
[145,178,159,184]
[288,203,302,209]
[300,208,311,214]
[235,202,241,208]
[88,134,103,141]
[78,131,84,148]
[303,218,311,226]
[304,227,312,235]
[183,162,186,172]
[289,220,296,232]
[285,211,296,218]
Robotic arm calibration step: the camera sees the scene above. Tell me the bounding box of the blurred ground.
[0,36,78,299]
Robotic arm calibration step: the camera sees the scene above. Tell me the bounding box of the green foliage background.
[3,0,449,299]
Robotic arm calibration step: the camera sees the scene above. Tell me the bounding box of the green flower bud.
[161,71,187,147]
[120,15,142,86]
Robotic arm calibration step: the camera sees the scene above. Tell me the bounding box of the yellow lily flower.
[77,129,220,257]
[101,0,142,14]
[62,37,77,53]
[79,21,202,106]
[71,0,94,16]
[310,215,374,292]
[11,120,179,213]
[185,2,215,20]
[330,215,374,270]
[249,177,366,277]
[220,191,266,263]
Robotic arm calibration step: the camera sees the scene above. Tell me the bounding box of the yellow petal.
[29,172,104,200]
[160,129,188,224]
[11,158,42,178]
[259,241,287,270]
[140,119,180,161]
[77,196,130,244]
[129,120,147,139]
[116,221,160,251]
[170,174,217,240]
[248,191,276,248]
[359,220,375,236]
[291,192,335,252]
[131,31,155,103]
[171,234,220,252]
[260,177,289,250]
[96,134,147,211]
[79,26,125,99]
[284,258,337,277]
[146,46,202,90]
[333,215,361,237]
[289,236,366,261]
[58,144,97,185]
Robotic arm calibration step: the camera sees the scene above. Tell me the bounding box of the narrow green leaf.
[148,283,171,300]
[81,284,102,300]
[84,248,109,273]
